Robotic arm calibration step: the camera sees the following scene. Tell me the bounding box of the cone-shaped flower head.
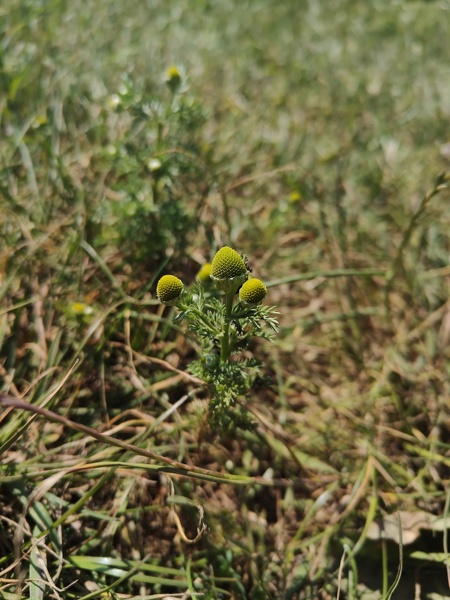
[196,263,212,286]
[239,278,267,306]
[156,275,184,304]
[210,246,248,295]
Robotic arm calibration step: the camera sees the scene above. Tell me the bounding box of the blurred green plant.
[157,246,278,431]
[99,67,209,266]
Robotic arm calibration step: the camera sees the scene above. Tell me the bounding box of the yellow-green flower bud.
[156,275,184,304]
[239,278,267,306]
[165,66,181,93]
[210,246,248,295]
[71,302,94,316]
[196,263,212,285]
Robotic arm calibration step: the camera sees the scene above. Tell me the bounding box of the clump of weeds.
[2,1,450,599]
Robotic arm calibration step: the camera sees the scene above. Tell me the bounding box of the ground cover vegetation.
[1,0,450,598]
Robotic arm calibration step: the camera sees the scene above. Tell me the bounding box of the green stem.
[381,539,388,598]
[221,292,234,362]
[384,172,449,315]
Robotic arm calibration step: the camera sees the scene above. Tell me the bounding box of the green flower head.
[156,275,184,304]
[196,262,212,285]
[210,246,248,295]
[239,278,267,306]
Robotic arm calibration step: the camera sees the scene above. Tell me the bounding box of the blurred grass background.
[1,1,450,598]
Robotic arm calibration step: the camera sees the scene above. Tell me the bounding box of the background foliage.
[1,1,450,598]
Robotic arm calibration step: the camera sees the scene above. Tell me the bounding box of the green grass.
[1,0,450,598]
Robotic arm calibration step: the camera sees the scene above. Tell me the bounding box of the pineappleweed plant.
[156,247,278,431]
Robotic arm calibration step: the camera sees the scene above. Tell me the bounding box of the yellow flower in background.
[196,262,212,285]
[156,275,184,304]
[239,278,267,306]
[288,190,302,203]
[71,302,94,316]
[165,65,182,93]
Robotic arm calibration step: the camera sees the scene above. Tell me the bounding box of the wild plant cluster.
[156,246,278,431]
[99,66,209,265]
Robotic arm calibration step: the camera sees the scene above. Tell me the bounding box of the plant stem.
[384,172,449,315]
[220,291,234,362]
